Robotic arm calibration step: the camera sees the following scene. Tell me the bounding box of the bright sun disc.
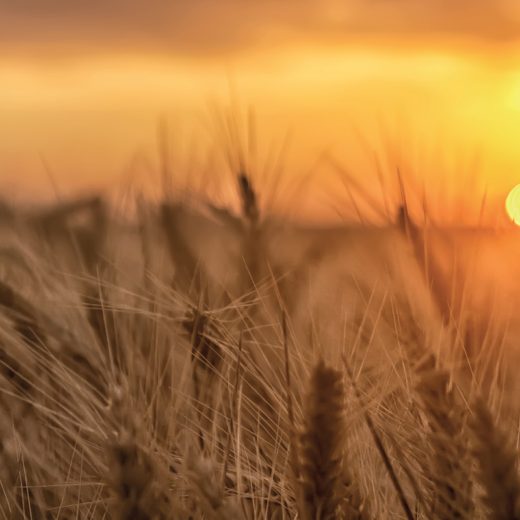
[506,184,520,224]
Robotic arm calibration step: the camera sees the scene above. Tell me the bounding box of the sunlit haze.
[2,1,520,224]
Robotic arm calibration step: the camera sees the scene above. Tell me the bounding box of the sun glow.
[506,184,520,224]
[2,39,520,221]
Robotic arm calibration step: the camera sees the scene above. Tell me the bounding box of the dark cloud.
[0,0,519,60]
[0,0,306,59]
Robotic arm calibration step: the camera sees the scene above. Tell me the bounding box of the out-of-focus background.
[2,0,520,224]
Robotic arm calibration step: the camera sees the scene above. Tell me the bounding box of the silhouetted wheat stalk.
[470,397,520,520]
[296,359,368,520]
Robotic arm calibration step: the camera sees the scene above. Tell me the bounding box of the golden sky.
[2,0,520,224]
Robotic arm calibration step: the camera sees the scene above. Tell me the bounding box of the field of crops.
[0,171,519,519]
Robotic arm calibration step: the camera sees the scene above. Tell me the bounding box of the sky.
[2,0,520,224]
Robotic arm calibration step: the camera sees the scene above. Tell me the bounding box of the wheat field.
[0,165,519,520]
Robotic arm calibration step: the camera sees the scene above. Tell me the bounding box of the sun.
[506,184,520,224]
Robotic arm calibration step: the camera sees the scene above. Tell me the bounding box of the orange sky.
[2,1,520,224]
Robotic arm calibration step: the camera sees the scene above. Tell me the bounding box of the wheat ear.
[298,359,346,520]
[470,397,520,520]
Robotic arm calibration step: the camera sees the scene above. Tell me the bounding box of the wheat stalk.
[470,397,520,520]
[297,359,348,520]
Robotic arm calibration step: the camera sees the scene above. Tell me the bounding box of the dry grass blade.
[283,312,300,489]
[82,283,117,354]
[470,397,520,520]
